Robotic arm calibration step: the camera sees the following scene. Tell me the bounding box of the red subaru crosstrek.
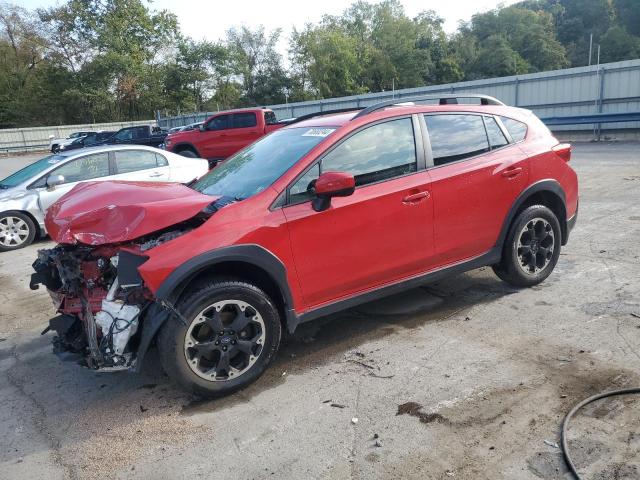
[31,95,578,397]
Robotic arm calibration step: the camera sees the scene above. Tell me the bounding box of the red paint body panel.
[428,144,530,265]
[45,181,214,245]
[283,172,433,308]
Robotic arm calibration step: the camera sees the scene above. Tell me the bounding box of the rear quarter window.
[500,116,528,142]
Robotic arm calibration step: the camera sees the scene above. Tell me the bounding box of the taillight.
[552,143,572,162]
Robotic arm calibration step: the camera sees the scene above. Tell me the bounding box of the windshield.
[0,155,65,189]
[192,127,335,199]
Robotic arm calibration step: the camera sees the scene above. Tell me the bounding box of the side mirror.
[46,174,65,189]
[312,171,355,212]
[199,123,206,132]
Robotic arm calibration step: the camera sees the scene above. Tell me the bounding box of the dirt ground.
[0,143,638,480]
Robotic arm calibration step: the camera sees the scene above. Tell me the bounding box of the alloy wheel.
[0,216,30,248]
[516,217,555,275]
[184,299,266,382]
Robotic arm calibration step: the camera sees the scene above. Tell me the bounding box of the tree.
[614,0,640,36]
[1,0,639,128]
[226,26,288,105]
[470,35,530,78]
[290,26,364,98]
[465,7,569,73]
[37,0,179,121]
[600,26,640,63]
[0,3,49,127]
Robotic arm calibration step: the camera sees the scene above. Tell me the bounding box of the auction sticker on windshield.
[302,128,335,137]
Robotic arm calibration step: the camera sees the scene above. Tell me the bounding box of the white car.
[49,131,96,153]
[0,145,209,251]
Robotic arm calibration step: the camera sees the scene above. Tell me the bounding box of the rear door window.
[133,127,149,139]
[52,152,110,184]
[207,115,230,131]
[424,114,489,166]
[500,116,528,142]
[233,113,257,128]
[114,150,159,173]
[484,117,509,149]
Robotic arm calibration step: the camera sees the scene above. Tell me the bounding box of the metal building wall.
[159,59,640,133]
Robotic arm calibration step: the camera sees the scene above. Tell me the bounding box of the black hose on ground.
[561,387,640,479]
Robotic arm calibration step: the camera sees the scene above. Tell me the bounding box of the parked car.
[182,121,203,132]
[167,122,203,135]
[0,145,208,251]
[104,125,168,148]
[49,131,95,153]
[164,108,283,167]
[31,94,578,397]
[60,131,116,152]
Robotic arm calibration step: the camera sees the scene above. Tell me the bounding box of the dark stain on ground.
[527,451,568,479]
[594,463,639,480]
[396,402,450,425]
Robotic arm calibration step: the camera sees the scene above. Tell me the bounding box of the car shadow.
[180,268,520,413]
[2,267,519,465]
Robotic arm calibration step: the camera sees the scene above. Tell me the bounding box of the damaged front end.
[31,244,155,370]
[30,180,234,372]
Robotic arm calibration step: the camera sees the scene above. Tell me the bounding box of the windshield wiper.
[0,184,9,190]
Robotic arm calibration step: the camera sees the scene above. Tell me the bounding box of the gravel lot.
[0,144,638,480]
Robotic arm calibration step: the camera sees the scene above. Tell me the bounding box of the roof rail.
[283,107,364,126]
[351,94,506,120]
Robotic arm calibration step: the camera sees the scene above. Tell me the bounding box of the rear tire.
[157,277,282,398]
[0,212,36,252]
[177,149,198,158]
[492,205,561,288]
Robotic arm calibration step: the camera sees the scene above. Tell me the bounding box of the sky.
[17,0,517,55]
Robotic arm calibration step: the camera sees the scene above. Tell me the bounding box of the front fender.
[147,244,300,332]
[0,192,45,235]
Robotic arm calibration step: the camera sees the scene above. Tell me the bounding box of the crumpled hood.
[46,181,216,245]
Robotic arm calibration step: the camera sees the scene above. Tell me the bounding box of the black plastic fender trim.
[133,302,170,373]
[297,247,502,324]
[154,244,298,331]
[495,179,567,249]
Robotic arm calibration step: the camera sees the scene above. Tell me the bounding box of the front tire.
[157,278,282,397]
[0,212,36,251]
[492,205,561,288]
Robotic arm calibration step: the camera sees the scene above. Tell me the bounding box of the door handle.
[402,191,430,204]
[501,167,523,178]
[149,172,164,177]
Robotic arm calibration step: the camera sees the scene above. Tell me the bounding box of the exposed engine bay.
[30,229,187,371]
[30,186,238,372]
